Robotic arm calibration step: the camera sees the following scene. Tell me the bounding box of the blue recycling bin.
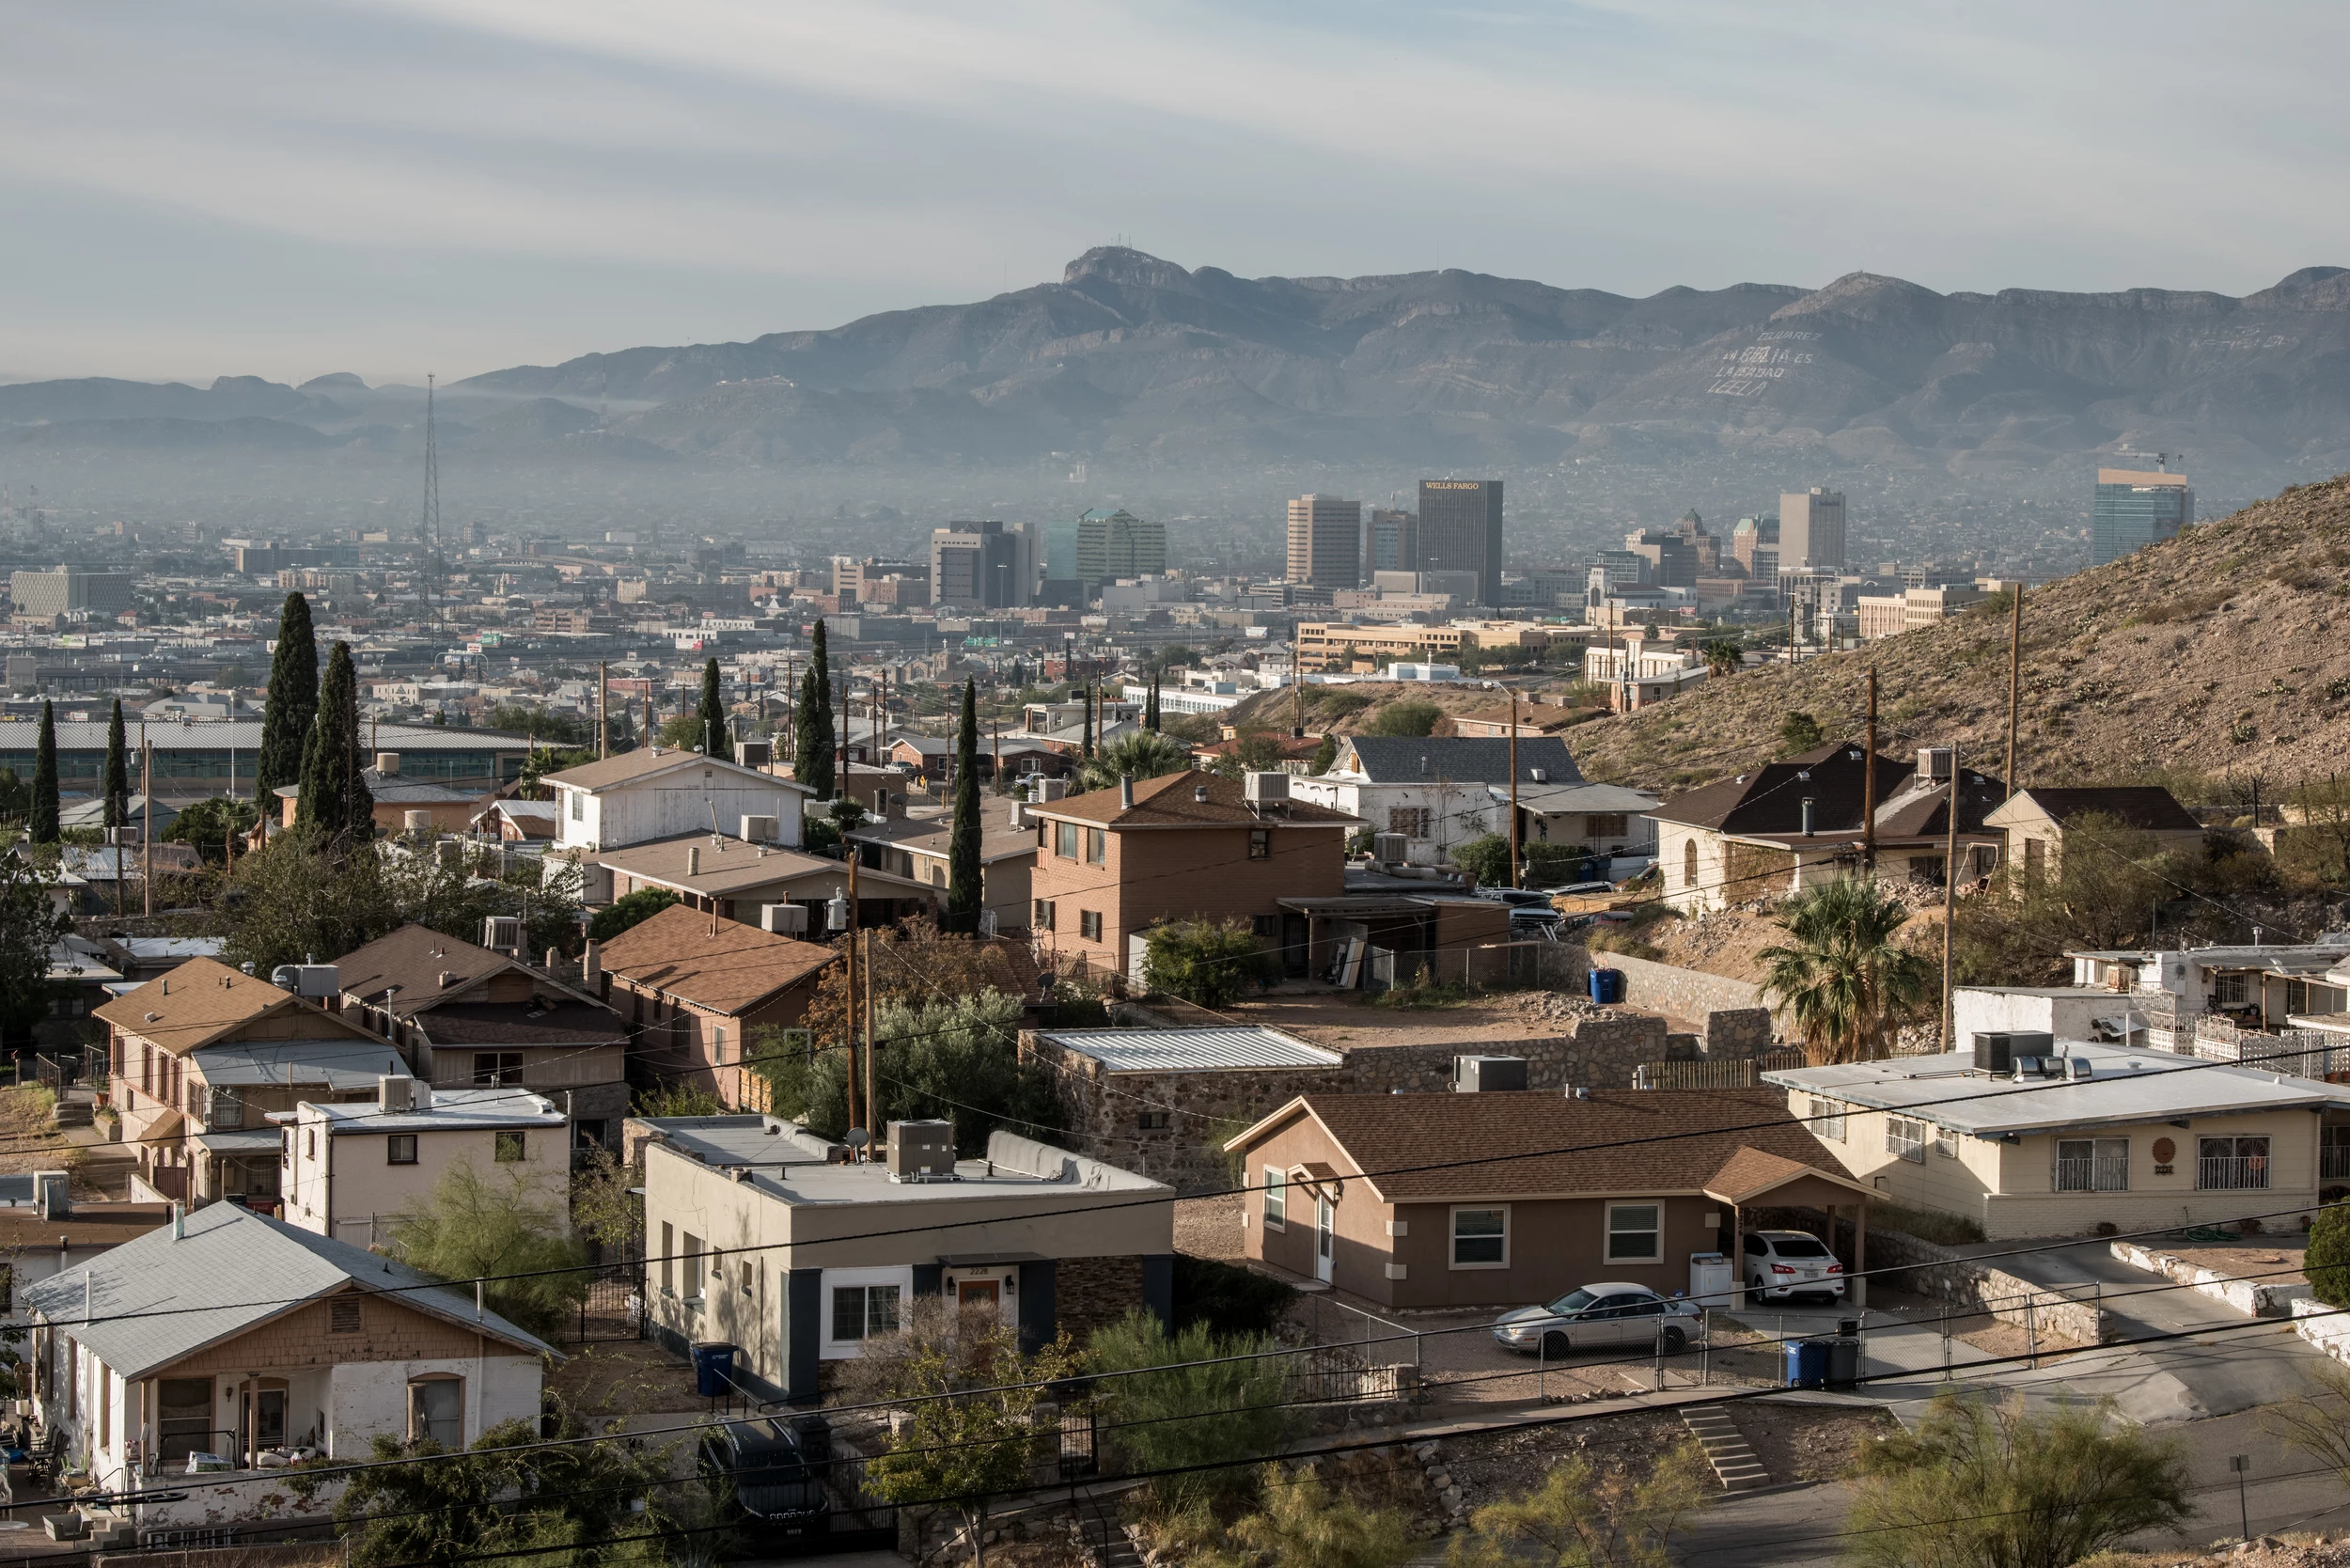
[693,1342,739,1398]
[1588,967,1625,1005]
[1784,1338,1830,1388]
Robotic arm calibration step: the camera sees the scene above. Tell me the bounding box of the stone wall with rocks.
[1828,1219,2111,1343]
[1057,1253,1147,1339]
[1559,945,1783,1055]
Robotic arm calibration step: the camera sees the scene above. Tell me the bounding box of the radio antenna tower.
[421,373,441,626]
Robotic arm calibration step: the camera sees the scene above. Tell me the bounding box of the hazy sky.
[7,0,2347,384]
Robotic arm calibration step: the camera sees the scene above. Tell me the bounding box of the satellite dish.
[844,1127,870,1148]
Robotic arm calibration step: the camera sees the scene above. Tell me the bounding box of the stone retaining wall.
[2110,1240,2312,1318]
[1559,946,1781,1055]
[1852,1224,2110,1344]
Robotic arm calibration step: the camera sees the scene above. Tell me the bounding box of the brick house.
[1224,1089,1867,1309]
[632,1114,1173,1403]
[593,903,838,1108]
[24,1203,553,1528]
[333,923,630,1149]
[1026,771,1357,982]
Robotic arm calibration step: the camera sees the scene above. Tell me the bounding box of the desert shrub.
[1089,1314,1294,1513]
[1143,918,1279,1007]
[2309,1201,2350,1308]
[1365,701,1443,737]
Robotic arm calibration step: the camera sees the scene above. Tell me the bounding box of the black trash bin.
[1823,1335,1861,1388]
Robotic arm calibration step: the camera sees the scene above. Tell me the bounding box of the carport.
[1706,1148,1877,1308]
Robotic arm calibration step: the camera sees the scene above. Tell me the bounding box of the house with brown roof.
[332,924,630,1149]
[97,959,408,1211]
[592,832,937,932]
[1982,786,2205,883]
[1649,742,2007,913]
[845,803,1038,936]
[1223,1089,1869,1309]
[593,903,838,1108]
[1026,771,1358,983]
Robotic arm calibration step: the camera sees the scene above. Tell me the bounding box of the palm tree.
[1757,877,1933,1065]
[1699,638,1745,679]
[1076,731,1190,794]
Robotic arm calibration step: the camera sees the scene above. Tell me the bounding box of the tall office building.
[1779,489,1847,572]
[1363,509,1420,579]
[1418,479,1504,605]
[929,520,1037,609]
[1286,495,1363,588]
[2092,468,2194,563]
[1624,528,1696,588]
[1731,516,1778,580]
[1041,508,1166,604]
[8,565,134,621]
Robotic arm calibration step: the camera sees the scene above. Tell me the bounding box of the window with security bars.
[1808,1097,1845,1141]
[2199,1135,2270,1189]
[2054,1137,2129,1192]
[1387,808,1433,839]
[1886,1117,1927,1165]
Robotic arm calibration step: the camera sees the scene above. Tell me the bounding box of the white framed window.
[1933,1126,1959,1159]
[821,1265,916,1358]
[1450,1206,1509,1269]
[2198,1135,2270,1190]
[1809,1096,1845,1142]
[568,791,582,822]
[2055,1137,2129,1192]
[408,1375,463,1449]
[1262,1168,1286,1230]
[1887,1117,1927,1165]
[1605,1202,1662,1263]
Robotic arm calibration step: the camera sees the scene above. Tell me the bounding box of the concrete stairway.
[1680,1405,1769,1491]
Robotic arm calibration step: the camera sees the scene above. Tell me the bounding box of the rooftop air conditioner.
[741,814,778,843]
[1244,771,1290,806]
[761,903,809,935]
[1452,1055,1528,1092]
[482,916,524,954]
[734,739,774,769]
[1372,833,1409,864]
[886,1119,956,1182]
[379,1076,415,1114]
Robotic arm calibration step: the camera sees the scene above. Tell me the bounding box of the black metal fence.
[566,1255,644,1344]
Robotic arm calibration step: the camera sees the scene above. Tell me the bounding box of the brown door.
[957,1279,1000,1318]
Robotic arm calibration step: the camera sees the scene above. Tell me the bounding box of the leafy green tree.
[102,698,130,830]
[1950,811,2176,985]
[587,886,680,942]
[2309,1201,2350,1307]
[946,679,982,934]
[1777,710,1824,753]
[0,767,26,824]
[1308,734,1337,775]
[1845,1394,2189,1568]
[162,796,259,865]
[387,1160,590,1338]
[697,656,725,755]
[755,990,1057,1154]
[1078,731,1191,793]
[481,702,590,747]
[1089,1313,1294,1512]
[1757,877,1933,1065]
[0,855,70,1050]
[1143,918,1279,1007]
[1365,700,1442,737]
[255,592,317,805]
[29,701,59,844]
[569,1147,644,1254]
[1446,1443,1711,1568]
[1453,832,1515,887]
[296,642,374,848]
[793,619,835,797]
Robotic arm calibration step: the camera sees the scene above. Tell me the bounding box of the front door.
[1314,1197,1334,1283]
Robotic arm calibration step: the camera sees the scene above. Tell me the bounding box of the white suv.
[1743,1229,1845,1302]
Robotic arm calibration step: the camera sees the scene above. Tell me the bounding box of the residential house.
[24,1203,553,1526]
[844,802,1038,936]
[595,904,838,1109]
[1649,743,2007,914]
[272,761,482,835]
[1582,635,1709,711]
[39,935,123,1050]
[2069,934,2350,1052]
[1766,1039,2350,1239]
[97,958,408,1210]
[273,1080,571,1247]
[544,746,812,855]
[1447,701,1590,740]
[1191,731,1325,776]
[1027,771,1357,982]
[332,924,630,1148]
[1289,735,1635,870]
[90,936,227,985]
[54,844,202,913]
[591,831,935,930]
[1983,787,2206,883]
[1223,1089,1868,1309]
[472,799,559,841]
[0,1200,173,1328]
[57,794,177,836]
[883,733,1058,785]
[633,1113,1173,1403]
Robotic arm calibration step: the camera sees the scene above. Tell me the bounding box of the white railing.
[2053,1154,2130,1193]
[2197,1156,2270,1191]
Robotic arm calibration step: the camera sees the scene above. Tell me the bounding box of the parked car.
[1490,1282,1700,1358]
[1742,1229,1845,1302]
[698,1417,830,1539]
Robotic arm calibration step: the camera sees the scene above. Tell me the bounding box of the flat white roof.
[1765,1041,2350,1136]
[1031,1026,1342,1074]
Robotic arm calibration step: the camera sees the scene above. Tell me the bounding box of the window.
[494,1130,526,1163]
[1809,1097,1845,1142]
[1248,828,1271,860]
[306,1129,316,1161]
[386,1135,418,1166]
[1683,839,1698,889]
[330,1300,363,1334]
[473,1052,525,1087]
[1252,914,1278,938]
[1387,808,1432,839]
[2199,1135,2270,1189]
[1137,1110,1170,1131]
[831,1283,901,1342]
[1588,814,1629,839]
[1606,1203,1661,1263]
[1056,822,1080,859]
[2055,1137,2129,1192]
[1451,1206,1508,1268]
[660,1222,675,1295]
[408,1376,462,1449]
[1087,827,1106,865]
[682,1233,706,1298]
[1033,899,1057,931]
[568,791,582,822]
[1887,1117,1927,1165]
[1079,910,1103,941]
[1933,1126,1959,1159]
[1262,1168,1286,1230]
[2214,973,2249,1008]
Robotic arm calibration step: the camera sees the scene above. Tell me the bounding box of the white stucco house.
[1288,735,1646,870]
[23,1203,554,1532]
[272,1081,572,1249]
[543,747,812,857]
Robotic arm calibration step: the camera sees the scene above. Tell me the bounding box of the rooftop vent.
[1195,784,1210,803]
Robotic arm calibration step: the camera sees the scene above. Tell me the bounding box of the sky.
[5,0,2348,385]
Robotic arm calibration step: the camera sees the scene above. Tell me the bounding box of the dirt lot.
[1176,1193,1245,1261]
[2143,1237,2310,1287]
[546,1337,703,1419]
[1726,1402,1898,1482]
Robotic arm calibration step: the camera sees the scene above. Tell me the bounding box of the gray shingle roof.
[21,1202,554,1377]
[1340,735,1586,786]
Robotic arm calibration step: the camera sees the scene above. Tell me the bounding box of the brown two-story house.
[1026,771,1358,982]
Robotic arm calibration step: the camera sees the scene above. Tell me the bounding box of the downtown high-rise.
[1418,478,1503,605]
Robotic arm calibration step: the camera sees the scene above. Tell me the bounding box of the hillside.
[1565,474,2350,795]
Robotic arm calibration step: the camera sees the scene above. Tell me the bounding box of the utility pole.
[140,734,152,918]
[2004,582,2024,796]
[1508,686,1521,889]
[1940,745,1960,1054]
[862,927,876,1160]
[845,853,861,1144]
[598,661,609,760]
[1863,666,1878,876]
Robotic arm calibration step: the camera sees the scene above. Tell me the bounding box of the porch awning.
[194,1129,283,1154]
[1702,1147,1872,1208]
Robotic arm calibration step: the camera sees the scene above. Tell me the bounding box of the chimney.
[170,1201,184,1241]
[1800,797,1815,837]
[1120,774,1135,809]
[583,939,602,990]
[687,845,701,876]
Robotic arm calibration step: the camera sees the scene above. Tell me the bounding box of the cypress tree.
[793,619,836,798]
[1081,684,1094,760]
[255,592,318,805]
[297,642,373,848]
[946,679,982,934]
[1144,673,1160,732]
[102,698,131,830]
[698,657,726,757]
[29,701,59,845]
